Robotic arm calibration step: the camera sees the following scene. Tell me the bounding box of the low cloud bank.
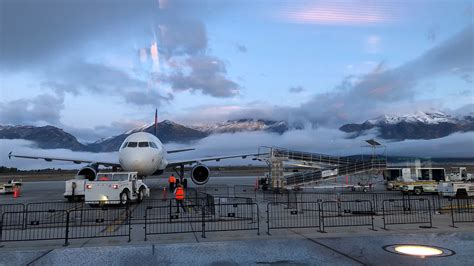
[2,128,473,170]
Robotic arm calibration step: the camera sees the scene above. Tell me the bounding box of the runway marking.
[26,249,54,265]
[103,205,137,233]
[289,229,366,265]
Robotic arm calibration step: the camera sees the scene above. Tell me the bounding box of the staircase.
[257,146,387,188]
[285,159,387,186]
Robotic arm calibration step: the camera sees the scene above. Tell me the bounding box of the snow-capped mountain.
[340,111,474,140]
[192,119,289,134]
[365,111,457,125]
[88,120,208,152]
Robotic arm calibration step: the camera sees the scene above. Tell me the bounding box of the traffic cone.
[162,186,167,201]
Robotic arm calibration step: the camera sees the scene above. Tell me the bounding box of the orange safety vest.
[169,176,176,183]
[175,187,185,200]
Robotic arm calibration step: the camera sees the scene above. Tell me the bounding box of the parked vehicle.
[84,172,150,205]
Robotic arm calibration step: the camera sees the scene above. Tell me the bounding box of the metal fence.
[320,200,374,232]
[67,207,131,244]
[382,198,432,229]
[144,201,259,240]
[1,210,68,243]
[234,185,257,199]
[261,190,453,215]
[267,201,320,234]
[144,203,204,240]
[449,197,474,227]
[204,203,259,236]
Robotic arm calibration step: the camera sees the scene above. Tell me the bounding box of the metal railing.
[285,159,387,186]
[267,201,320,234]
[144,201,259,240]
[382,198,432,229]
[320,200,374,232]
[449,197,474,227]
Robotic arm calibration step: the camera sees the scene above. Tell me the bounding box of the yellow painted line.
[440,204,474,211]
[104,205,137,233]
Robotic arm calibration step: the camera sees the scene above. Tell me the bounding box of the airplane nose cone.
[131,160,142,169]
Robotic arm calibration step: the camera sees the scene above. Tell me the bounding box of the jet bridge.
[257,146,387,189]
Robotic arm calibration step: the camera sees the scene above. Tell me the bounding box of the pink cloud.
[280,2,398,26]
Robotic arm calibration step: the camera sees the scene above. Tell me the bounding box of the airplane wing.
[166,153,264,168]
[8,152,120,167]
[167,148,195,154]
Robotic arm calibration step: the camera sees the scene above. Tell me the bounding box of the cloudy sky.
[0,0,473,168]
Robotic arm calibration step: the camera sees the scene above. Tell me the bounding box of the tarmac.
[1,175,473,265]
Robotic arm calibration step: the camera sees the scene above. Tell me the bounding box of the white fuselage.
[118,132,168,176]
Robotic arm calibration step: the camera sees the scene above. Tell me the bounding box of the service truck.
[0,179,22,194]
[400,168,446,195]
[438,167,474,198]
[84,172,150,205]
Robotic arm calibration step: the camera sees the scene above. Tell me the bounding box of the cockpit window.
[138,142,149,147]
[127,142,138,147]
[121,142,128,149]
[149,142,158,148]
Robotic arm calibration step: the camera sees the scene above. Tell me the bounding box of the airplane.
[8,111,261,185]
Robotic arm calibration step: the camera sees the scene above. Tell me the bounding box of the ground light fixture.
[383,244,455,258]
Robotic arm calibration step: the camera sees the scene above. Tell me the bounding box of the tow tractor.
[64,175,88,202]
[0,179,22,194]
[84,172,150,205]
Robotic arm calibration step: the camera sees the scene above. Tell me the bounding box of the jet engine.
[191,164,210,185]
[76,165,98,181]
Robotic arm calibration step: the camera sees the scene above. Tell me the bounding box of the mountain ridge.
[340,111,474,140]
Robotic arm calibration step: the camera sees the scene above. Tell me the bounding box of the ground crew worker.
[168,174,176,192]
[174,184,187,213]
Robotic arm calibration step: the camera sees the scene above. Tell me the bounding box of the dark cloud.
[157,19,208,57]
[0,0,156,69]
[42,61,170,107]
[124,90,174,106]
[160,55,240,97]
[177,25,474,127]
[295,25,474,126]
[236,44,247,53]
[289,86,304,93]
[0,93,64,125]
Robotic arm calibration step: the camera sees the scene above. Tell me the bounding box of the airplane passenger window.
[128,142,138,147]
[149,142,158,148]
[139,142,149,147]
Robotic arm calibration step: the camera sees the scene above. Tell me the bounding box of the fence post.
[428,200,433,228]
[201,200,206,238]
[144,207,148,241]
[318,202,325,233]
[370,201,375,231]
[0,213,3,248]
[127,208,131,242]
[64,211,70,246]
[449,198,456,228]
[169,200,172,223]
[382,200,387,230]
[256,204,260,236]
[266,203,270,235]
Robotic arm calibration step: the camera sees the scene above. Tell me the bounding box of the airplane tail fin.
[154,108,158,137]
